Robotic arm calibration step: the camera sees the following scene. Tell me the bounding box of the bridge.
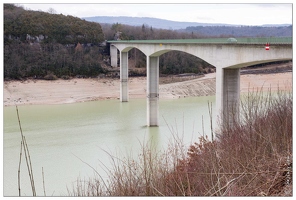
[108,37,292,127]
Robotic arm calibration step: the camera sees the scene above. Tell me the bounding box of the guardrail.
[108,37,292,44]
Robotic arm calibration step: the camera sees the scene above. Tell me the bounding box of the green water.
[3,96,216,196]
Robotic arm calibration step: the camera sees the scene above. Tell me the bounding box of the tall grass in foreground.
[16,105,37,196]
[69,89,292,196]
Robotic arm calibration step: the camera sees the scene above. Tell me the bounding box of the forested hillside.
[4,4,104,44]
[4,4,106,80]
[184,25,292,37]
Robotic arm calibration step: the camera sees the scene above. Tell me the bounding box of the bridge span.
[108,37,292,127]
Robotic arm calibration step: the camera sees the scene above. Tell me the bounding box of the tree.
[47,8,57,14]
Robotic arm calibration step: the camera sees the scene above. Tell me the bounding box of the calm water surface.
[3,96,216,196]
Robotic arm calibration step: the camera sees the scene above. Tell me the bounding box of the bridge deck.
[108,37,292,45]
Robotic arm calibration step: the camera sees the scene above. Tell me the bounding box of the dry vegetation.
[68,89,292,196]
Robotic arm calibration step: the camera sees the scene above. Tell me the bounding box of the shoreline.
[3,72,292,107]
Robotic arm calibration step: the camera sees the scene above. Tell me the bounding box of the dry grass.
[16,105,37,196]
[69,88,292,196]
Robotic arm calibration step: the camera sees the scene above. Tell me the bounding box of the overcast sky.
[7,1,294,26]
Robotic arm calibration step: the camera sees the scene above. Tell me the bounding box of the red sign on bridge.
[265,43,270,50]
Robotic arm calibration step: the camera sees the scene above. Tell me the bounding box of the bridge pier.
[120,51,129,102]
[147,56,159,126]
[110,45,118,67]
[216,68,240,128]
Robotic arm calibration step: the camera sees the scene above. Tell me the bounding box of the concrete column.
[120,51,128,102]
[216,67,224,120]
[147,56,159,126]
[110,45,117,67]
[222,68,240,127]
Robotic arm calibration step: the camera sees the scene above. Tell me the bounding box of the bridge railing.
[108,37,292,44]
[236,37,292,44]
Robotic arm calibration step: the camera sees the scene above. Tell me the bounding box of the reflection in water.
[148,126,160,149]
[3,96,216,196]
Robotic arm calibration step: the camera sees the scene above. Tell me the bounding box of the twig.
[207,101,214,141]
[149,182,165,196]
[42,167,46,196]
[18,141,23,196]
[24,136,36,196]
[181,170,292,175]
[210,174,243,196]
[72,153,111,195]
[201,115,204,138]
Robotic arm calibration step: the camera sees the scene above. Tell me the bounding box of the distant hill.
[183,25,292,37]
[83,16,292,30]
[83,16,237,30]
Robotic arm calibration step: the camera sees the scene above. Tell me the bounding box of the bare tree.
[47,7,56,14]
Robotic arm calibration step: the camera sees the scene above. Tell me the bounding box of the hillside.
[183,25,292,37]
[4,4,106,80]
[83,16,233,30]
[4,4,104,44]
[84,16,292,37]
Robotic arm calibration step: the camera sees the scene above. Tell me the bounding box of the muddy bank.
[3,71,292,106]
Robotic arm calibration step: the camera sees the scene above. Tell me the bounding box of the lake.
[3,96,216,196]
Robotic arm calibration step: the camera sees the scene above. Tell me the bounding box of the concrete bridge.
[108,37,292,127]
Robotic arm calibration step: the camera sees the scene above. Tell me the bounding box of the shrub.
[61,75,71,80]
[44,73,58,80]
[176,89,292,196]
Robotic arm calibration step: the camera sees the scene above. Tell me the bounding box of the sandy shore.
[3,72,292,106]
